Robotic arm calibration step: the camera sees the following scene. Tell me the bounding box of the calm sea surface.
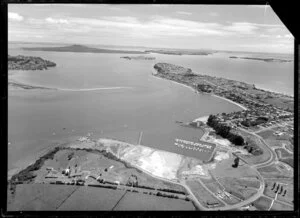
[8,43,293,172]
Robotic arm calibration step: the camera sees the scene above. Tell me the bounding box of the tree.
[232,157,240,168]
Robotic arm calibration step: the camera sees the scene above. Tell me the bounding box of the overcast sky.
[8,4,293,54]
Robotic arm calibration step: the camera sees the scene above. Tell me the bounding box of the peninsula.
[153,62,293,167]
[151,62,294,210]
[8,55,57,90]
[8,55,56,70]
[23,44,146,54]
[8,59,294,211]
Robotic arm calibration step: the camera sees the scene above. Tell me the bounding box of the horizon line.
[8,40,294,55]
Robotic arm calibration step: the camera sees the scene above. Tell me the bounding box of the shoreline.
[254,85,293,98]
[151,72,196,93]
[212,94,247,110]
[152,66,248,115]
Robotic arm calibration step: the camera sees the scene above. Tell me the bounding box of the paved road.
[112,125,288,211]
[194,127,282,210]
[238,127,277,168]
[254,121,293,134]
[125,161,207,210]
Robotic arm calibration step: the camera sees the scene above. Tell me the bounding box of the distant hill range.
[145,49,213,56]
[23,44,146,54]
[22,44,215,56]
[121,56,156,60]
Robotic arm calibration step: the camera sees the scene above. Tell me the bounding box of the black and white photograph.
[6,3,294,211]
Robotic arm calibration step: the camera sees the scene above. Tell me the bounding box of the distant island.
[8,55,56,70]
[8,55,57,90]
[145,49,213,56]
[23,44,146,54]
[229,56,292,63]
[121,56,156,60]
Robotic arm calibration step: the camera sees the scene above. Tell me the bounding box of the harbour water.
[8,43,293,172]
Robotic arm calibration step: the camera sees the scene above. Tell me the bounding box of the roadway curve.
[118,147,267,211]
[238,127,277,168]
[149,67,288,210]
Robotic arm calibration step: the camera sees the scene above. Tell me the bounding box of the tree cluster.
[243,140,263,156]
[207,115,244,145]
[241,117,268,127]
[197,84,213,93]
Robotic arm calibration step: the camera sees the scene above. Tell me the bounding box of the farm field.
[217,177,258,200]
[113,191,195,210]
[257,129,293,150]
[7,184,78,211]
[257,163,293,179]
[270,201,293,211]
[209,156,260,179]
[252,196,272,210]
[275,148,293,159]
[279,158,294,168]
[57,186,126,210]
[8,136,293,211]
[32,148,186,193]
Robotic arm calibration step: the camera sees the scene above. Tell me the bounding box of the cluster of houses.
[191,74,293,132]
[204,88,293,130]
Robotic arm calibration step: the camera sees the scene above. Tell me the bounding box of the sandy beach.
[212,94,247,110]
[152,67,247,114]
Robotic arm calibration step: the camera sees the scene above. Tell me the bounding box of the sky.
[8,4,294,54]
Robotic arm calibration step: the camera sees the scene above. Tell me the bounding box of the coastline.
[151,65,247,116]
[212,94,247,110]
[254,85,293,98]
[151,71,196,93]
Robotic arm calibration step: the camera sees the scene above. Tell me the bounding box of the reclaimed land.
[8,136,262,211]
[23,44,146,54]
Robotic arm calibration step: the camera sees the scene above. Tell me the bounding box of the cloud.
[176,11,192,15]
[109,6,127,11]
[46,17,69,24]
[209,12,219,17]
[8,12,24,21]
[225,22,258,34]
[259,34,271,38]
[19,14,289,42]
[284,34,293,38]
[151,5,168,7]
